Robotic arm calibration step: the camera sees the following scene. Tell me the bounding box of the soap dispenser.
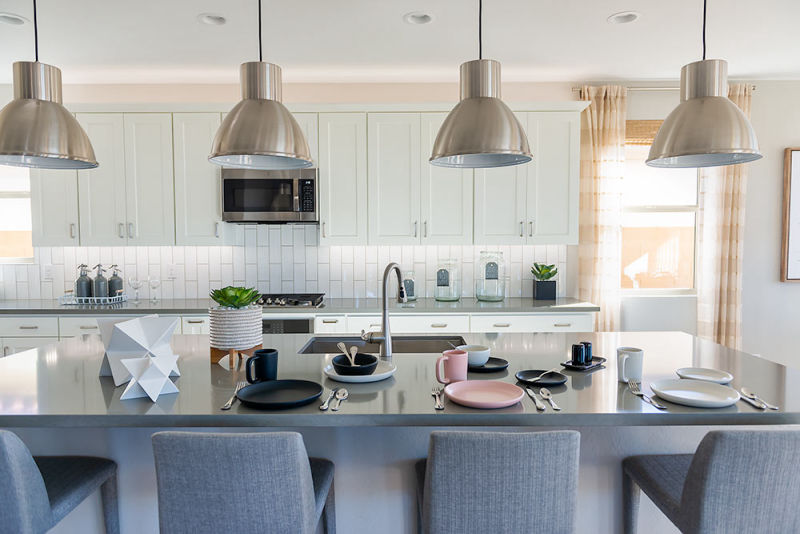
[108,265,124,297]
[75,264,93,298]
[93,264,109,298]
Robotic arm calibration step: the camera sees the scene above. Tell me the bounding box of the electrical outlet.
[167,264,178,280]
[42,264,53,281]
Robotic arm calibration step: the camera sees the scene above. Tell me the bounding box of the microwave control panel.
[300,179,316,212]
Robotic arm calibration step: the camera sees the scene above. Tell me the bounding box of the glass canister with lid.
[476,251,507,301]
[434,260,460,301]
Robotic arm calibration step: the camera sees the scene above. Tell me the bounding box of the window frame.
[0,172,35,264]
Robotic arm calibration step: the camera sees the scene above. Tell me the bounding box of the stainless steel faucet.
[361,262,407,360]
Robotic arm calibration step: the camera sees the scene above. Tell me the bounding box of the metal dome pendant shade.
[646,0,761,168]
[0,1,97,169]
[209,0,312,170]
[430,0,531,169]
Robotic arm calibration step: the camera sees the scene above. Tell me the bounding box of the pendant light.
[646,0,761,168]
[0,0,97,169]
[209,0,312,170]
[430,0,531,168]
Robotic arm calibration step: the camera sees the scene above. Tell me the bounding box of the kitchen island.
[1,331,797,533]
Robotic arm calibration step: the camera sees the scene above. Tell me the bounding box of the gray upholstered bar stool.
[623,430,800,534]
[0,429,118,534]
[415,430,581,534]
[152,431,335,534]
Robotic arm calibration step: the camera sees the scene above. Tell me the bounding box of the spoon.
[331,388,349,411]
[740,387,779,410]
[337,342,355,366]
[349,346,359,366]
[539,388,561,411]
[319,388,339,411]
[530,367,561,383]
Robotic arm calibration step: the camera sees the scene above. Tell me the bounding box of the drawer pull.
[493,323,511,328]
[79,325,98,330]
[18,326,39,330]
[553,323,572,328]
[369,323,381,327]
[322,319,339,324]
[430,323,448,328]
[186,319,205,324]
[3,346,8,357]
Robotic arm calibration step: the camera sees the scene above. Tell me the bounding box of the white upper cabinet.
[30,169,79,246]
[526,112,580,244]
[293,112,319,166]
[123,113,175,245]
[318,113,368,245]
[173,113,223,245]
[368,113,421,245]
[420,113,473,245]
[76,113,127,245]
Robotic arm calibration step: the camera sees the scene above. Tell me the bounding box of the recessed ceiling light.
[403,11,433,25]
[197,13,226,26]
[0,12,29,25]
[607,11,640,24]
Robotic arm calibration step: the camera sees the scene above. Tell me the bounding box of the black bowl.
[332,353,378,376]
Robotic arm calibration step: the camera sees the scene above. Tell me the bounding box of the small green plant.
[209,286,261,309]
[531,263,558,281]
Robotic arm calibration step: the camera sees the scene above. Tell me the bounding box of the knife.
[738,393,767,410]
[525,387,546,411]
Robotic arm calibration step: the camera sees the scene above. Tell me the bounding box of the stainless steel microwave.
[221,168,318,223]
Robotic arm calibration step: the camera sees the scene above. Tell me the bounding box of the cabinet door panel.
[124,113,175,245]
[76,113,127,245]
[174,113,223,245]
[293,113,319,166]
[368,113,421,245]
[2,337,58,357]
[318,113,368,245]
[474,165,527,244]
[527,112,580,244]
[30,169,79,246]
[420,113,473,245]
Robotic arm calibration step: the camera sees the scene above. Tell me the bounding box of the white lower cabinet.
[314,315,348,333]
[470,313,593,333]
[1,337,58,357]
[0,317,59,338]
[348,314,469,334]
[60,316,182,337]
[181,316,210,334]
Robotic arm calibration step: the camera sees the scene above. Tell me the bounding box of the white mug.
[617,347,644,382]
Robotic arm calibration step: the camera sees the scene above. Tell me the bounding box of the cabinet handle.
[69,223,76,239]
[322,222,326,238]
[18,326,39,330]
[493,323,511,328]
[322,319,339,324]
[3,347,8,357]
[215,222,221,238]
[79,325,98,330]
[519,221,524,237]
[430,323,448,328]
[553,323,572,328]
[187,319,205,324]
[424,221,428,238]
[118,223,125,239]
[369,323,381,327]
[529,221,533,237]
[414,221,418,238]
[128,223,134,239]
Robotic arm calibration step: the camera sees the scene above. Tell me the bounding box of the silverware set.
[431,385,444,410]
[739,387,779,410]
[524,387,547,411]
[220,381,246,410]
[320,387,349,411]
[628,380,667,410]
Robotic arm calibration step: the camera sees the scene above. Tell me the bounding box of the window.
[621,121,698,291]
[0,165,34,263]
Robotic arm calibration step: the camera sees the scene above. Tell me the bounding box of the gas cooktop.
[259,293,324,307]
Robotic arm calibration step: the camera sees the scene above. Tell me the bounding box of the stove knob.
[265,298,272,305]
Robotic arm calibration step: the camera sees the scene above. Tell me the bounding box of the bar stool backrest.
[0,430,53,534]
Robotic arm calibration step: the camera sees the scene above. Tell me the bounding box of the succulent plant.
[209,286,261,309]
[531,263,558,281]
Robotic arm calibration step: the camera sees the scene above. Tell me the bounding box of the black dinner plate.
[237,380,323,410]
[468,357,509,373]
[515,369,568,386]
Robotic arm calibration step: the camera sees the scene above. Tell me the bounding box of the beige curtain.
[696,84,753,349]
[579,86,627,331]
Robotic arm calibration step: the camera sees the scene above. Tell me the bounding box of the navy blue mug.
[571,343,587,366]
[246,348,278,383]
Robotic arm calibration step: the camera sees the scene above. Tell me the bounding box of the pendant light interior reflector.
[0,61,97,169]
[430,59,531,168]
[646,59,761,168]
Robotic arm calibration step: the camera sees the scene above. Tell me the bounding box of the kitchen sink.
[298,335,467,354]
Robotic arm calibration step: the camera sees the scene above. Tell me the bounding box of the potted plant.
[208,287,263,362]
[531,263,558,300]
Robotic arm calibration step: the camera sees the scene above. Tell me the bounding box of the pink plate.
[444,380,525,409]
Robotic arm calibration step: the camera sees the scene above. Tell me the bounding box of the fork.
[431,386,444,410]
[221,381,247,410]
[628,380,667,410]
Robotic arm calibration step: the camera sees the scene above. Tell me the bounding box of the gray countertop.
[0,331,795,427]
[0,297,599,315]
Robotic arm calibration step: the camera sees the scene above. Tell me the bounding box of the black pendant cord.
[32,0,39,62]
[258,0,263,62]
[478,0,483,60]
[702,0,707,60]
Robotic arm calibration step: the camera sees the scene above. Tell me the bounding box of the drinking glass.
[128,277,143,303]
[149,277,161,303]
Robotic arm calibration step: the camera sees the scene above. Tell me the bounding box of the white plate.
[650,378,740,408]
[676,367,733,384]
[323,360,397,383]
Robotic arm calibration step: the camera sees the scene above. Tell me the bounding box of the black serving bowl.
[332,353,379,376]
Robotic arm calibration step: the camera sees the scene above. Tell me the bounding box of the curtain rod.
[571,85,756,92]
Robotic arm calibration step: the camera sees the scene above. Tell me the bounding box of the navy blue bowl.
[332,353,378,376]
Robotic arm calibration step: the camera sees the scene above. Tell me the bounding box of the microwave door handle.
[293,178,300,212]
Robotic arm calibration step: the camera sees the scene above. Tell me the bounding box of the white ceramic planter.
[208,306,262,351]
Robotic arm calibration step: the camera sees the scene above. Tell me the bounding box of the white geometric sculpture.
[119,352,180,402]
[98,315,179,390]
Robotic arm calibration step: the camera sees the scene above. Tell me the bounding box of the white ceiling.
[0,0,797,85]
